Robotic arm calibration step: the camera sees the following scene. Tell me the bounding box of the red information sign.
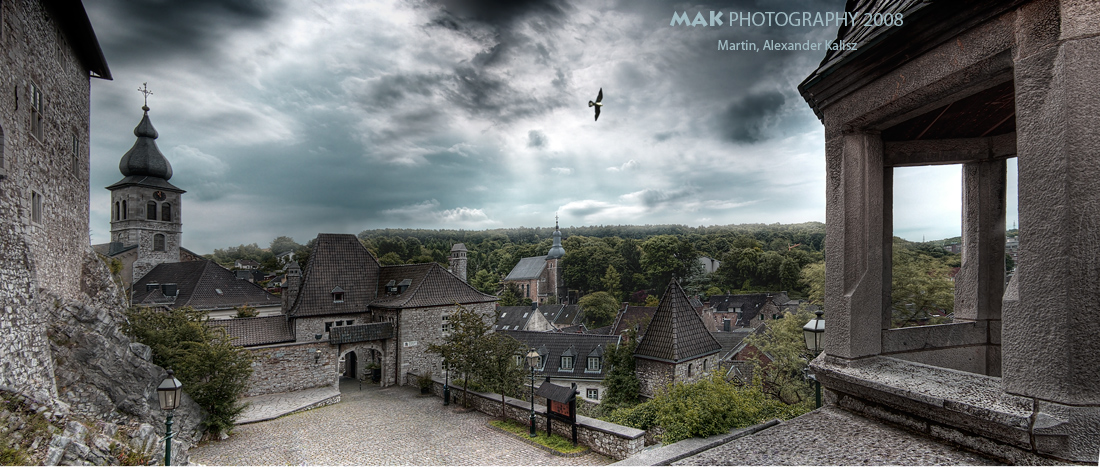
[550,400,572,418]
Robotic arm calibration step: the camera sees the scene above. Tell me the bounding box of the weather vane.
[138,82,153,108]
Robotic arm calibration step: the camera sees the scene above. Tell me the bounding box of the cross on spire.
[138,82,153,109]
[555,213,559,230]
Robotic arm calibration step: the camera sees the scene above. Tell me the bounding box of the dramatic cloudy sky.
[84,0,1019,254]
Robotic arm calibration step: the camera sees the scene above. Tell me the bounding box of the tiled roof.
[132,260,279,310]
[710,292,789,328]
[611,306,657,338]
[500,330,620,381]
[712,329,754,361]
[288,234,381,317]
[496,305,539,331]
[503,256,547,281]
[634,281,722,364]
[210,315,294,347]
[805,0,928,90]
[329,322,394,345]
[555,305,583,326]
[539,304,563,322]
[370,263,497,309]
[92,241,137,257]
[587,325,613,335]
[535,378,577,403]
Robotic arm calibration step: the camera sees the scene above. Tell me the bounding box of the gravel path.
[189,379,612,466]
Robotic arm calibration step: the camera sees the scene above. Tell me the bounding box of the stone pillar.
[955,159,1006,375]
[824,132,887,359]
[1003,0,1100,461]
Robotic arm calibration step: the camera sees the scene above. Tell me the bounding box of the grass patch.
[489,419,588,454]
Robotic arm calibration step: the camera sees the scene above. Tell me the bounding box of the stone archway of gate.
[338,341,393,387]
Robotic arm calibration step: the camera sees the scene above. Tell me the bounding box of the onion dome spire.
[118,103,172,180]
[547,214,565,259]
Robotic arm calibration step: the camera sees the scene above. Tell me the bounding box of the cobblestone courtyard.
[189,379,612,465]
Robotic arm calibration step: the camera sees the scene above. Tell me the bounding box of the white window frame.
[587,357,600,372]
[560,355,574,370]
[586,388,598,400]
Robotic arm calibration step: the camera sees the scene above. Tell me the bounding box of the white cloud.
[551,167,573,175]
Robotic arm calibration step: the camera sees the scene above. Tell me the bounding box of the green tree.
[602,265,622,302]
[890,242,955,327]
[378,252,404,266]
[641,235,700,288]
[704,286,724,298]
[124,307,253,437]
[578,291,619,328]
[497,283,530,307]
[269,236,302,256]
[597,329,640,413]
[478,333,526,417]
[644,295,659,307]
[470,269,501,295]
[799,261,825,306]
[427,305,492,408]
[234,304,258,318]
[744,308,816,406]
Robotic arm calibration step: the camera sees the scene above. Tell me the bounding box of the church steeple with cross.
[104,86,186,285]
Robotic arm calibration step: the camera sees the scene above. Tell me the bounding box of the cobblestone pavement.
[236,385,341,424]
[190,379,612,466]
[672,406,997,466]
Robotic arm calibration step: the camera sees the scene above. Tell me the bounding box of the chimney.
[283,261,302,313]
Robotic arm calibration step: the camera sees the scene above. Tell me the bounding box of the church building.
[502,220,567,304]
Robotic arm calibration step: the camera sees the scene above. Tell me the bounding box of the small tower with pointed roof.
[105,98,185,284]
[633,280,723,398]
[449,243,468,282]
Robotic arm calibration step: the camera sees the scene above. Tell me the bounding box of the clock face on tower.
[153,191,166,201]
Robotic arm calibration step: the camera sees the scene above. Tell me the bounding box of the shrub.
[125,306,253,438]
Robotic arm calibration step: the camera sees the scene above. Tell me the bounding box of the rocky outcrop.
[0,248,204,465]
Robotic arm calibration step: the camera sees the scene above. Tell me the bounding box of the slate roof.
[500,330,620,381]
[587,325,613,335]
[555,305,583,326]
[45,0,111,79]
[496,305,539,331]
[611,306,657,338]
[329,322,394,345]
[634,281,722,364]
[504,256,547,281]
[536,378,577,403]
[132,260,280,310]
[371,263,497,309]
[210,316,294,347]
[712,329,755,361]
[92,241,137,257]
[287,234,381,317]
[710,292,790,329]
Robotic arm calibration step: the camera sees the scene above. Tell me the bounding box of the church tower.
[545,216,566,302]
[105,102,185,284]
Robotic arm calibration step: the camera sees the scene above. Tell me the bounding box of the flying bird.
[588,88,603,121]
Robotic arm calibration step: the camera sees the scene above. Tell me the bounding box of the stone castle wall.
[398,302,496,383]
[635,354,717,398]
[0,0,93,303]
[0,218,57,404]
[244,341,338,397]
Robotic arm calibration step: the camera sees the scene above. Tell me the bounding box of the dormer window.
[331,286,345,303]
[560,345,577,371]
[385,280,397,294]
[560,355,574,370]
[587,357,601,371]
[397,279,412,294]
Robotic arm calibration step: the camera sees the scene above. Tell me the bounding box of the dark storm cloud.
[718,90,787,143]
[426,0,569,26]
[527,130,548,149]
[86,0,282,65]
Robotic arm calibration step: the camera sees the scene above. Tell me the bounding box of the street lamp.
[157,369,183,466]
[525,348,541,438]
[802,310,825,408]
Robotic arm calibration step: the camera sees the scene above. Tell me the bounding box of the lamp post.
[157,369,183,466]
[443,362,451,406]
[525,348,541,438]
[802,310,825,408]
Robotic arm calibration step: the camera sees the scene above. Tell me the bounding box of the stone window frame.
[121,200,127,220]
[29,83,43,142]
[70,130,79,176]
[0,123,5,180]
[146,201,157,220]
[153,233,165,252]
[30,190,42,225]
[113,200,120,221]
